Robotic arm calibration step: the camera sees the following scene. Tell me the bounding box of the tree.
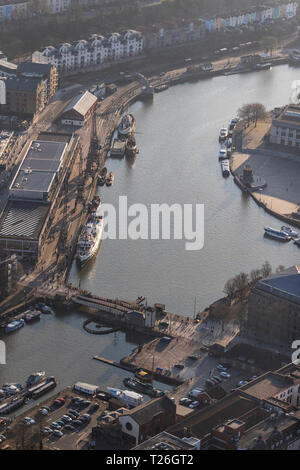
[263,35,278,56]
[223,278,237,302]
[261,261,272,278]
[238,102,267,127]
[250,268,262,283]
[276,265,286,273]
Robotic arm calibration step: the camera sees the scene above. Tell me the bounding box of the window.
[125,422,132,431]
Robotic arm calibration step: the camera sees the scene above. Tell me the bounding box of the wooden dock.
[93,355,136,372]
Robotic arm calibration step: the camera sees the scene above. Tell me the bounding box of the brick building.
[17,62,58,104]
[3,77,45,116]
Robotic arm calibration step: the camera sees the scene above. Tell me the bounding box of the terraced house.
[32,30,144,71]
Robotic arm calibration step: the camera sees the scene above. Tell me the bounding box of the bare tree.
[261,261,272,278]
[238,103,267,127]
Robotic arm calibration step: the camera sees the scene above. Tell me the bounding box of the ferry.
[118,114,136,138]
[264,227,291,241]
[107,387,143,408]
[219,128,228,141]
[5,319,25,334]
[76,209,104,265]
[281,226,299,238]
[106,172,114,186]
[221,159,230,177]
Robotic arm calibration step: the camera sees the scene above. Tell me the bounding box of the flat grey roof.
[10,140,67,196]
[0,200,49,240]
[12,170,55,194]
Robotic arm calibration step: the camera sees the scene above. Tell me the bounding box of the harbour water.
[0,64,299,397]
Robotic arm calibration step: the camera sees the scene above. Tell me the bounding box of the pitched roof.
[122,396,175,426]
[62,91,97,118]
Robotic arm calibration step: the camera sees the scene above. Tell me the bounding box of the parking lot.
[1,387,108,450]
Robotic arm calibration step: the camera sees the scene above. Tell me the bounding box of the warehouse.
[9,139,68,201]
[0,200,49,258]
[61,91,97,126]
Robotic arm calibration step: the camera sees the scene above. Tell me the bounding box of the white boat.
[219,147,228,160]
[118,114,136,137]
[264,227,291,241]
[5,319,25,333]
[76,209,104,265]
[219,128,228,141]
[107,387,144,407]
[221,159,230,177]
[281,226,299,238]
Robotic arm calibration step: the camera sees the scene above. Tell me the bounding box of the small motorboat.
[106,172,114,186]
[219,147,228,160]
[219,128,228,141]
[281,226,299,238]
[221,159,230,177]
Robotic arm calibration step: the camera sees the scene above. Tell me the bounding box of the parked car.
[174,364,184,369]
[0,435,6,443]
[64,424,75,432]
[220,371,231,379]
[61,415,72,423]
[205,379,215,387]
[41,427,52,435]
[50,422,62,430]
[179,397,190,405]
[39,408,49,416]
[189,401,200,409]
[72,420,83,427]
[81,414,91,422]
[89,403,99,413]
[217,364,227,371]
[188,355,198,361]
[69,409,79,417]
[52,430,63,438]
[237,380,248,387]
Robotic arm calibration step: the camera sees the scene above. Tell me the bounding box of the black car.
[89,403,99,413]
[64,424,75,432]
[72,420,82,427]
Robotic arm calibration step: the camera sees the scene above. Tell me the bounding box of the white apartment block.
[0,2,28,21]
[32,30,144,71]
[46,0,71,14]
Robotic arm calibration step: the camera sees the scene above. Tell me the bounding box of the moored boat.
[24,310,41,323]
[125,135,138,158]
[118,114,135,138]
[264,227,291,241]
[5,319,25,334]
[281,226,299,238]
[219,128,228,141]
[26,371,46,388]
[106,172,114,186]
[221,159,230,177]
[76,209,104,265]
[98,167,107,186]
[123,377,164,398]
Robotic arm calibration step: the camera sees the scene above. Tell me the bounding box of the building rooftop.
[5,77,42,92]
[167,392,257,440]
[0,59,17,73]
[17,61,53,78]
[10,140,68,199]
[273,105,300,129]
[133,431,196,450]
[0,200,49,241]
[255,266,300,305]
[62,91,97,118]
[121,396,175,426]
[237,413,300,450]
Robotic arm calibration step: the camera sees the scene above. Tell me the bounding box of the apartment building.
[32,30,143,71]
[144,20,206,50]
[0,1,29,21]
[3,76,45,116]
[269,105,300,149]
[17,62,58,103]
